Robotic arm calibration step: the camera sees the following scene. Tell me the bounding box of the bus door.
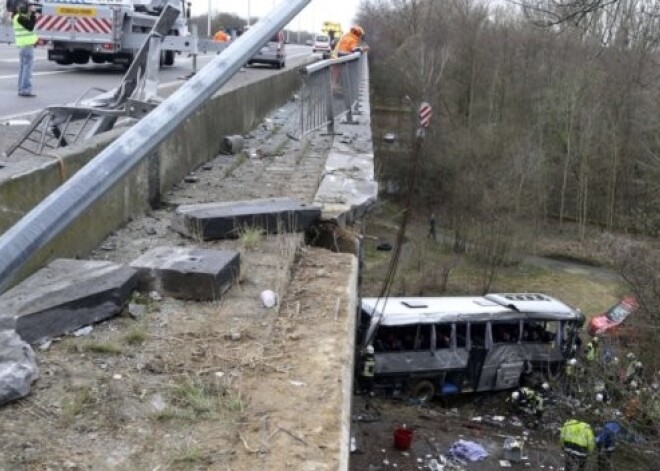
[477,321,525,391]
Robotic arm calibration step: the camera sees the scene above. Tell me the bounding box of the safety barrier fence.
[296,51,366,138]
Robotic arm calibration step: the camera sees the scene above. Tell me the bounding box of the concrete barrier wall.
[0,68,302,284]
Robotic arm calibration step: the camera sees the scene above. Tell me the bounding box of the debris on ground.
[0,330,38,406]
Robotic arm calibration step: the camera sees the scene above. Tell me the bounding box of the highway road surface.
[0,44,314,121]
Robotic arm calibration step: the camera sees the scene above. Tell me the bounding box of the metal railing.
[296,52,367,138]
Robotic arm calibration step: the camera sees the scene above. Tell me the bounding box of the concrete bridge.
[0,30,376,470]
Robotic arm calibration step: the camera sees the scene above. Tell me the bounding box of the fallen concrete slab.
[0,259,137,344]
[171,197,321,240]
[130,246,240,301]
[0,330,39,406]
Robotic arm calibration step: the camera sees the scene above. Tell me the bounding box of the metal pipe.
[0,0,312,293]
[303,52,362,74]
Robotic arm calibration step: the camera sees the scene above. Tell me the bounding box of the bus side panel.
[374,350,467,377]
[477,344,525,391]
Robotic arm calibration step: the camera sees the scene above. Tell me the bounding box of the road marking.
[0,109,41,121]
[287,52,312,61]
[0,69,71,80]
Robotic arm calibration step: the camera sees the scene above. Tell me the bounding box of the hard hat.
[350,25,364,37]
[630,380,638,389]
[592,337,599,343]
[635,361,643,368]
[511,391,520,400]
[365,345,374,355]
[541,382,550,391]
[627,352,636,360]
[595,393,604,402]
[568,358,578,366]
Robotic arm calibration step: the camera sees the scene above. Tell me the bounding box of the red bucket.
[393,426,414,450]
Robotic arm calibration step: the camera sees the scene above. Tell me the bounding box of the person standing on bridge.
[332,25,368,58]
[13,0,38,97]
[331,25,368,95]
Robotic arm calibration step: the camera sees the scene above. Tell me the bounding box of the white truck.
[1,0,200,67]
[38,0,191,66]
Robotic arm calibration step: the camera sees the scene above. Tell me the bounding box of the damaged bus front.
[358,293,583,401]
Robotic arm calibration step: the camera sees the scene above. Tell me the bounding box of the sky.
[189,0,361,33]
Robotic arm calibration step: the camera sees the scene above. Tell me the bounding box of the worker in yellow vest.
[358,344,376,395]
[560,419,595,471]
[13,1,38,97]
[585,337,598,362]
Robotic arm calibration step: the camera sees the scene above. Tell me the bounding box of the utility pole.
[207,0,211,37]
[247,0,251,27]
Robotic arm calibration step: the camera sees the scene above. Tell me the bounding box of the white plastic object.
[260,289,277,308]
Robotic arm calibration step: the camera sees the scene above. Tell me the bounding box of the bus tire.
[408,379,435,403]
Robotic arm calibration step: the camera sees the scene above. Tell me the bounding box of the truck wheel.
[91,54,106,64]
[71,50,90,65]
[55,58,73,65]
[163,50,175,66]
[408,380,435,403]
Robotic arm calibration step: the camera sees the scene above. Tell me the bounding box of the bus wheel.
[408,380,435,403]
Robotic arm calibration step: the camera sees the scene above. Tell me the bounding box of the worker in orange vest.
[213,29,230,43]
[332,25,368,58]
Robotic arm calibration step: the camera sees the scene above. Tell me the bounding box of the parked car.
[587,295,639,337]
[312,34,332,59]
[248,31,286,69]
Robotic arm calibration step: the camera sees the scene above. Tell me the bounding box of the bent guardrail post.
[0,0,312,293]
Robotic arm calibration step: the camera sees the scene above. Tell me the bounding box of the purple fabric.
[449,439,489,461]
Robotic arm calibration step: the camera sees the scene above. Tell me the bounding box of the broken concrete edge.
[338,255,359,471]
[313,73,377,227]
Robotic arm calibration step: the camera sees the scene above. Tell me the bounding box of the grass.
[239,226,264,251]
[66,340,123,355]
[61,386,95,424]
[155,375,247,423]
[156,376,221,421]
[123,327,147,346]
[222,389,245,413]
[170,438,211,466]
[223,153,248,177]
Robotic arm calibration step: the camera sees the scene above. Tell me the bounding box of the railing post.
[325,68,335,135]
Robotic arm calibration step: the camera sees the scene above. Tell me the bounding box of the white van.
[312,34,332,59]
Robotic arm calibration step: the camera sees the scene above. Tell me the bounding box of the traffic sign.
[419,102,432,128]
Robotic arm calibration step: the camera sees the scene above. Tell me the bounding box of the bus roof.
[361,293,580,325]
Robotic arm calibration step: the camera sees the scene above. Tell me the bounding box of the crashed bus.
[358,293,584,400]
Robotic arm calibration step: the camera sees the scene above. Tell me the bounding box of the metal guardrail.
[296,52,366,138]
[0,0,313,293]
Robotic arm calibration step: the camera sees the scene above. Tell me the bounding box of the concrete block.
[171,197,321,240]
[130,246,240,301]
[0,259,137,344]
